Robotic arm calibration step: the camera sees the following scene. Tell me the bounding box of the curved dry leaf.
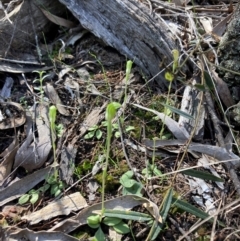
[50,195,160,233]
[178,85,205,140]
[133,104,189,140]
[41,8,77,28]
[210,69,234,108]
[0,77,13,99]
[0,135,18,183]
[188,143,240,168]
[45,83,70,116]
[0,102,26,129]
[21,192,87,225]
[212,14,232,38]
[6,228,79,241]
[0,0,23,23]
[14,104,52,171]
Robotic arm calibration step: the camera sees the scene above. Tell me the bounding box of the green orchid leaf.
[161,103,194,120]
[103,217,122,226]
[181,169,224,182]
[113,221,130,234]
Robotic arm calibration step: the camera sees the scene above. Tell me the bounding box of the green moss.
[74,159,92,178]
[94,161,128,192]
[94,172,119,192]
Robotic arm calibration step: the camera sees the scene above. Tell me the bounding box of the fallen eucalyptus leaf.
[6,228,79,241]
[50,195,161,234]
[21,192,87,225]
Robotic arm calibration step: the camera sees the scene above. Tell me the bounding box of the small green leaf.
[39,184,50,193]
[30,193,39,204]
[112,123,119,129]
[122,182,143,196]
[94,227,105,240]
[114,131,120,138]
[161,103,194,120]
[125,126,135,132]
[84,131,95,139]
[161,188,173,222]
[95,129,103,140]
[103,217,122,226]
[58,181,65,190]
[28,189,38,194]
[101,121,108,127]
[18,194,30,205]
[88,125,99,131]
[54,189,62,197]
[172,197,210,220]
[149,189,173,240]
[204,71,214,90]
[113,221,130,234]
[142,164,163,177]
[83,160,92,171]
[120,171,135,188]
[56,124,64,137]
[172,196,225,228]
[46,175,57,184]
[181,169,224,182]
[50,184,59,195]
[194,84,206,91]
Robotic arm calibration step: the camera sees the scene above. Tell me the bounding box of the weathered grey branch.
[58,0,178,87]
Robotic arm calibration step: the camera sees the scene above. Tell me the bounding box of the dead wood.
[0,0,66,59]
[58,0,180,87]
[218,2,240,101]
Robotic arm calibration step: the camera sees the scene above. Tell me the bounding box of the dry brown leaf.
[79,102,108,137]
[199,17,212,33]
[0,102,26,129]
[6,228,79,241]
[0,0,23,23]
[41,8,77,28]
[210,68,234,107]
[50,195,159,233]
[1,205,28,219]
[212,14,233,38]
[133,104,189,140]
[14,104,52,171]
[21,192,87,225]
[0,135,18,183]
[45,83,70,116]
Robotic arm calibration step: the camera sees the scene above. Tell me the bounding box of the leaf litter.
[1,1,240,240]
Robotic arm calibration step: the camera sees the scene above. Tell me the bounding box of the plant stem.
[101,116,112,216]
[159,81,172,139]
